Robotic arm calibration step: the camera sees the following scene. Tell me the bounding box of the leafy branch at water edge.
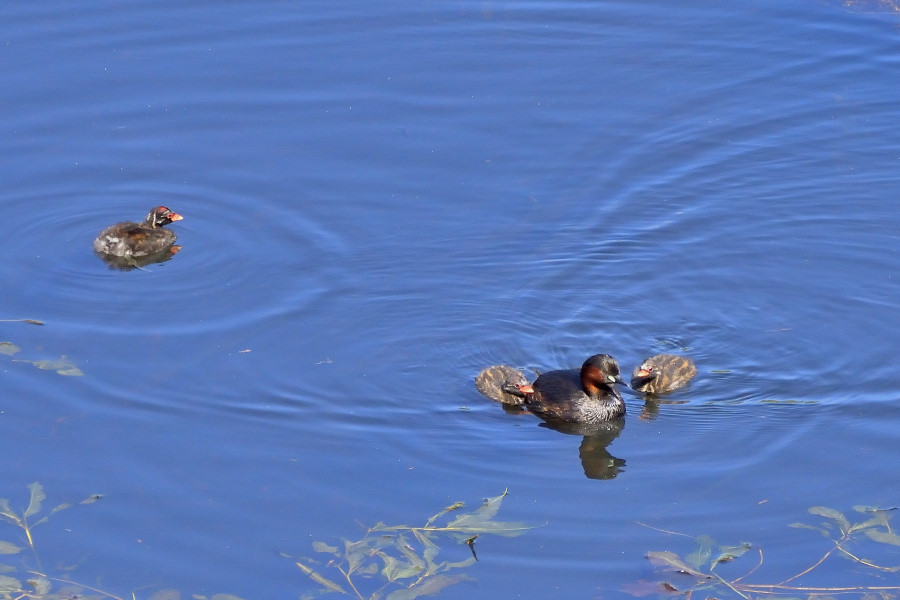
[633,504,900,599]
[293,489,539,600]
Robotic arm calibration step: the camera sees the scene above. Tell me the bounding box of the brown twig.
[775,540,838,585]
[635,520,694,539]
[731,546,764,584]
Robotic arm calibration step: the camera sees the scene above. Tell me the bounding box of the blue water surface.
[1,0,899,598]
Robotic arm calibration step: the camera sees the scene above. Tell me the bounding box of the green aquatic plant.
[293,489,537,600]
[635,504,900,599]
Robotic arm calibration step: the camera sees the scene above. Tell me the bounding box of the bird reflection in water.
[95,245,182,271]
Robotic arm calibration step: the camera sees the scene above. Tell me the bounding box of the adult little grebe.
[630,354,696,395]
[503,354,627,424]
[93,206,183,257]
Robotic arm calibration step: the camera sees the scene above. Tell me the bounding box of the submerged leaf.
[711,542,751,568]
[621,580,681,596]
[80,494,103,505]
[0,574,21,593]
[809,506,850,533]
[0,541,22,555]
[850,515,890,533]
[298,490,529,598]
[211,595,247,600]
[56,367,84,376]
[0,500,19,526]
[296,561,346,594]
[437,556,477,571]
[854,505,898,514]
[380,551,402,582]
[393,537,426,578]
[425,502,465,528]
[685,534,714,569]
[312,541,340,555]
[49,502,72,516]
[18,356,84,376]
[0,343,20,356]
[344,538,368,574]
[26,576,51,595]
[864,529,900,546]
[646,551,710,578]
[448,490,507,527]
[386,574,472,600]
[410,530,443,575]
[440,490,537,538]
[24,482,45,518]
[454,519,535,539]
[789,522,829,537]
[148,589,181,600]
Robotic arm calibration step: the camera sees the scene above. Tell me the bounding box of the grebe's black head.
[580,354,626,396]
[146,206,183,228]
